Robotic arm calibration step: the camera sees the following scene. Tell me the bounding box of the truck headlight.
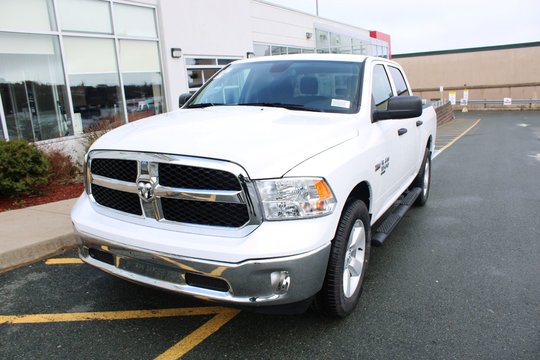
[255,178,337,220]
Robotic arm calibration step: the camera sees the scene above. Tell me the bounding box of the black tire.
[412,148,431,206]
[314,200,371,317]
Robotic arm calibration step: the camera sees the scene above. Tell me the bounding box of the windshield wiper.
[241,102,323,112]
[186,103,223,108]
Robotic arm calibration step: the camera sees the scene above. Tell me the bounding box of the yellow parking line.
[0,306,240,359]
[436,118,481,157]
[155,308,241,360]
[45,258,83,265]
[0,307,228,324]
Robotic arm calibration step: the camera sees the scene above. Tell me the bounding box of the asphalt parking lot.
[1,111,539,359]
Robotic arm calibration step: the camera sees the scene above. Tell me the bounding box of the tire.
[412,148,431,206]
[314,200,371,317]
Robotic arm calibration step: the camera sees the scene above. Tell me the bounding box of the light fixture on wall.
[306,32,313,39]
[246,51,255,59]
[171,48,182,58]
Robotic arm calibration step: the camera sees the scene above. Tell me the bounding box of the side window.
[372,64,393,110]
[388,66,410,96]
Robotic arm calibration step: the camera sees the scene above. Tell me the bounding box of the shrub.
[44,150,80,184]
[0,140,50,196]
[84,117,123,153]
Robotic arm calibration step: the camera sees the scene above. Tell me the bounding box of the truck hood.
[91,106,357,178]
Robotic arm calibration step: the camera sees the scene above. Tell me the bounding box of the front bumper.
[77,232,330,306]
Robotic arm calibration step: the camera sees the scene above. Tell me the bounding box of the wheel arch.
[344,181,372,218]
[426,135,433,152]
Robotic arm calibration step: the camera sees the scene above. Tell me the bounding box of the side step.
[371,187,422,247]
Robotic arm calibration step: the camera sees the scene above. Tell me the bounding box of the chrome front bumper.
[76,232,330,306]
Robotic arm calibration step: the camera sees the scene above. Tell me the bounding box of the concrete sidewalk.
[0,114,479,273]
[0,198,78,273]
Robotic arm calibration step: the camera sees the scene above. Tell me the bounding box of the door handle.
[398,128,408,136]
[416,120,423,127]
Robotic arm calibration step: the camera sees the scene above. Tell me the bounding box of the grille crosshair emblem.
[137,180,155,201]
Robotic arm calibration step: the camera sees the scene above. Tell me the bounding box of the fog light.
[271,271,290,294]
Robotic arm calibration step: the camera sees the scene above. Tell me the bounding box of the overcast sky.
[265,0,540,54]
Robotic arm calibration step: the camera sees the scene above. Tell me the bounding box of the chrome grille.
[159,163,241,190]
[86,151,261,233]
[91,184,142,216]
[91,158,137,182]
[161,198,249,227]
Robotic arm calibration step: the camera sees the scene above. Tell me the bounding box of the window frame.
[387,66,411,97]
[371,63,393,110]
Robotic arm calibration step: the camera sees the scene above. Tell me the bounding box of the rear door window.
[388,66,410,96]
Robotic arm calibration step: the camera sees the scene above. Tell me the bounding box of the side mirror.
[373,96,423,121]
[178,93,192,108]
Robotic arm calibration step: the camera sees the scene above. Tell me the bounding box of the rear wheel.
[315,200,371,317]
[412,148,431,206]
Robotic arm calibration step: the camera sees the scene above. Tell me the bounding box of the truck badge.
[375,157,390,175]
[137,180,155,201]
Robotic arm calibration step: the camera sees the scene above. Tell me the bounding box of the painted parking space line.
[0,307,226,324]
[38,255,242,358]
[433,118,481,159]
[0,306,241,359]
[156,308,241,360]
[45,258,83,265]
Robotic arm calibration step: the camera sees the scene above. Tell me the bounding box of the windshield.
[187,60,364,114]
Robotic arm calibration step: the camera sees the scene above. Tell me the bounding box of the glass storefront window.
[119,40,164,122]
[57,0,112,34]
[339,35,352,54]
[316,28,377,56]
[185,57,239,91]
[288,47,301,54]
[352,39,366,55]
[271,46,287,55]
[115,3,157,38]
[187,69,218,89]
[186,58,216,66]
[253,44,270,57]
[316,29,329,52]
[217,59,236,65]
[0,0,56,32]
[253,44,315,57]
[329,32,341,53]
[0,33,72,141]
[63,37,124,132]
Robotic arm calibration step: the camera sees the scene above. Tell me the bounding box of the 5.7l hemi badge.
[375,157,390,175]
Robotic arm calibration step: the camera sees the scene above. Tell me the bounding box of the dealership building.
[0,0,390,145]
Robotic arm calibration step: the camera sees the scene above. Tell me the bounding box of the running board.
[371,187,422,247]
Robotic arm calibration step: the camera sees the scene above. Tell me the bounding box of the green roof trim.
[392,41,540,58]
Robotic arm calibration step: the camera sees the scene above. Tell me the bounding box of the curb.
[0,234,76,273]
[0,198,78,274]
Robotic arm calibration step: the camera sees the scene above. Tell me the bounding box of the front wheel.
[314,200,371,317]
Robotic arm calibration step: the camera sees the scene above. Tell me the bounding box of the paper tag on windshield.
[331,99,351,109]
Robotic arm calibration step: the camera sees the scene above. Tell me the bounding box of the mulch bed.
[0,182,84,212]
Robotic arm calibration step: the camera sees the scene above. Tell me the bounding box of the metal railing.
[466,99,540,105]
[427,99,540,108]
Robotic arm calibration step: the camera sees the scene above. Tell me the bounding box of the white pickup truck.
[72,54,436,317]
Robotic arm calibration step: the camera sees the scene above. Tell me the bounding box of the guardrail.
[467,99,540,105]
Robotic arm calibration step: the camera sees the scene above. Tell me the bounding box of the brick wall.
[435,102,455,126]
